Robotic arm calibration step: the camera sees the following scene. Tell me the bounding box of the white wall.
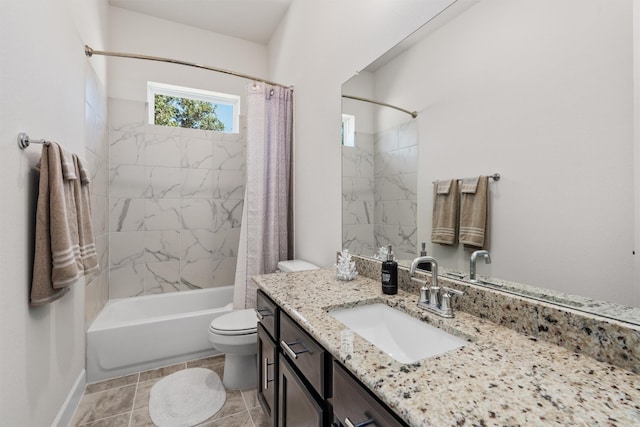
[269,0,457,267]
[0,0,108,425]
[372,0,635,305]
[108,6,269,103]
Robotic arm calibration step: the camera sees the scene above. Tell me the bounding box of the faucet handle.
[440,287,464,317]
[442,286,464,297]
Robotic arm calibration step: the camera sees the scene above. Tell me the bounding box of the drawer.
[279,311,327,398]
[257,289,279,340]
[332,361,406,427]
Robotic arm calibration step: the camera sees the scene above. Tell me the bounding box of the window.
[342,114,355,147]
[148,82,240,133]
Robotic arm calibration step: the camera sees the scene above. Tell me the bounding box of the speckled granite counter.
[254,269,640,426]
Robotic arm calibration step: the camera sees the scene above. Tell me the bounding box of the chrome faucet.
[409,256,463,318]
[469,250,491,282]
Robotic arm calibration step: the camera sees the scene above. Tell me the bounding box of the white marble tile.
[342,177,374,202]
[144,230,180,263]
[95,233,108,272]
[374,224,416,260]
[212,199,243,231]
[211,170,244,200]
[374,127,398,155]
[181,168,214,199]
[144,261,183,295]
[212,140,245,171]
[342,143,374,179]
[110,128,145,166]
[380,173,417,202]
[181,229,215,262]
[181,137,214,169]
[110,231,145,266]
[143,167,182,199]
[342,200,374,226]
[379,200,417,227]
[109,263,145,298]
[90,195,108,237]
[398,120,418,149]
[144,199,182,231]
[395,146,418,174]
[343,224,375,257]
[181,199,214,230]
[144,134,181,167]
[110,164,147,197]
[374,152,394,178]
[212,257,237,286]
[110,198,145,232]
[86,150,109,198]
[180,259,214,289]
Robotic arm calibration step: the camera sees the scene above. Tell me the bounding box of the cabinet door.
[278,357,324,427]
[332,361,406,427]
[258,323,278,426]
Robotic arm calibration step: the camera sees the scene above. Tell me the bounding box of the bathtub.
[87,286,234,383]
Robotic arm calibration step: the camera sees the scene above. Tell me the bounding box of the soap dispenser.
[381,245,398,295]
[417,242,431,271]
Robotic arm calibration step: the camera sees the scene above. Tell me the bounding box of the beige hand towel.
[30,142,81,306]
[73,155,99,276]
[459,175,488,248]
[431,179,459,245]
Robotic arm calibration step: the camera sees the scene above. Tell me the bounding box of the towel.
[73,154,99,276]
[459,175,488,248]
[30,143,98,306]
[431,179,459,245]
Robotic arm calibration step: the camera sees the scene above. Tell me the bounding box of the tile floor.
[72,355,268,427]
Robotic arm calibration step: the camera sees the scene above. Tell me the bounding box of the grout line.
[127,373,141,427]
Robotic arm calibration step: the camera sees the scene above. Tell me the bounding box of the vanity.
[253,260,640,426]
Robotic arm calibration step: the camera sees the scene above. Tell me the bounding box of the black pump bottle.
[381,245,398,295]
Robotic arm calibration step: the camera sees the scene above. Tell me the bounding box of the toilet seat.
[209,309,257,336]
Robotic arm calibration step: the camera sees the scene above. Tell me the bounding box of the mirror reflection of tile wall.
[343,119,417,260]
[108,98,245,298]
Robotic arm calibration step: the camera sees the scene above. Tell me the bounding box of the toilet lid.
[209,309,258,336]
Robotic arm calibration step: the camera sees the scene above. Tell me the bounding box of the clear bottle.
[381,245,398,295]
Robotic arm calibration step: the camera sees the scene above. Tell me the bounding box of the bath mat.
[149,367,226,427]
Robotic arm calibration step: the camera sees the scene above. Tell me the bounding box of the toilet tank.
[277,260,319,272]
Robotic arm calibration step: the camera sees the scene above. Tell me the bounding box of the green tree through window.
[154,94,225,131]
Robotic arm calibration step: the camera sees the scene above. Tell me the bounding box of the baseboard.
[52,369,86,427]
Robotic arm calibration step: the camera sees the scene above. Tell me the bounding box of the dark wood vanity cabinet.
[331,361,406,427]
[256,289,404,427]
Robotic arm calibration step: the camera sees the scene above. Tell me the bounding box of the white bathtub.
[87,286,234,383]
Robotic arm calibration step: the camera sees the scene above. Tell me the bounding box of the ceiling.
[108,0,294,44]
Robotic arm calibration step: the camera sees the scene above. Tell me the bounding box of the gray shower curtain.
[234,83,293,309]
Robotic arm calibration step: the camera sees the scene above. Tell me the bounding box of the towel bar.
[432,173,501,184]
[18,132,50,150]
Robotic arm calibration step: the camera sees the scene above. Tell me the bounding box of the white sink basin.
[329,303,467,363]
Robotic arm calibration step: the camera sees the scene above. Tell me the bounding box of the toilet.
[207,259,319,389]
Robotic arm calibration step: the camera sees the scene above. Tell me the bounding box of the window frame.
[147,81,240,133]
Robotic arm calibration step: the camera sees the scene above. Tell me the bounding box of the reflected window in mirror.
[342,114,355,147]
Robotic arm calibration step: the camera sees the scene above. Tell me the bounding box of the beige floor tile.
[241,388,259,409]
[130,407,155,427]
[138,362,186,382]
[186,354,225,369]
[208,389,247,421]
[249,406,270,427]
[133,379,159,410]
[72,384,136,426]
[78,412,131,427]
[198,410,253,427]
[85,373,139,394]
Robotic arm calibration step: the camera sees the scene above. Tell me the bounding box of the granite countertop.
[253,269,640,427]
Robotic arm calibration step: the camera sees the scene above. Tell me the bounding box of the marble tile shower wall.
[108,98,245,298]
[342,131,375,256]
[85,68,110,326]
[373,120,418,260]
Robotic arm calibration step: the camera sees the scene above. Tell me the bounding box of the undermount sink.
[329,303,467,363]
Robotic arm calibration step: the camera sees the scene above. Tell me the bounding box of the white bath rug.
[149,367,226,427]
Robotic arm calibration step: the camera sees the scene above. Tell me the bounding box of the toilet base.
[222,353,257,390]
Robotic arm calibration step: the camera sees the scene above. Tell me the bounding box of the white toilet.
[208,259,319,389]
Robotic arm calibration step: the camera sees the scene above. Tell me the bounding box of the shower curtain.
[233,83,293,309]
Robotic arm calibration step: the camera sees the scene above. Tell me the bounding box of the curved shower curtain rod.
[84,45,293,89]
[342,94,418,118]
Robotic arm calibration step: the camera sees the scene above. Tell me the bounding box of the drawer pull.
[280,339,310,360]
[263,357,274,390]
[256,308,273,321]
[344,417,374,427]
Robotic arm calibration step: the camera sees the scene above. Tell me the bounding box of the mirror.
[341,0,640,325]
